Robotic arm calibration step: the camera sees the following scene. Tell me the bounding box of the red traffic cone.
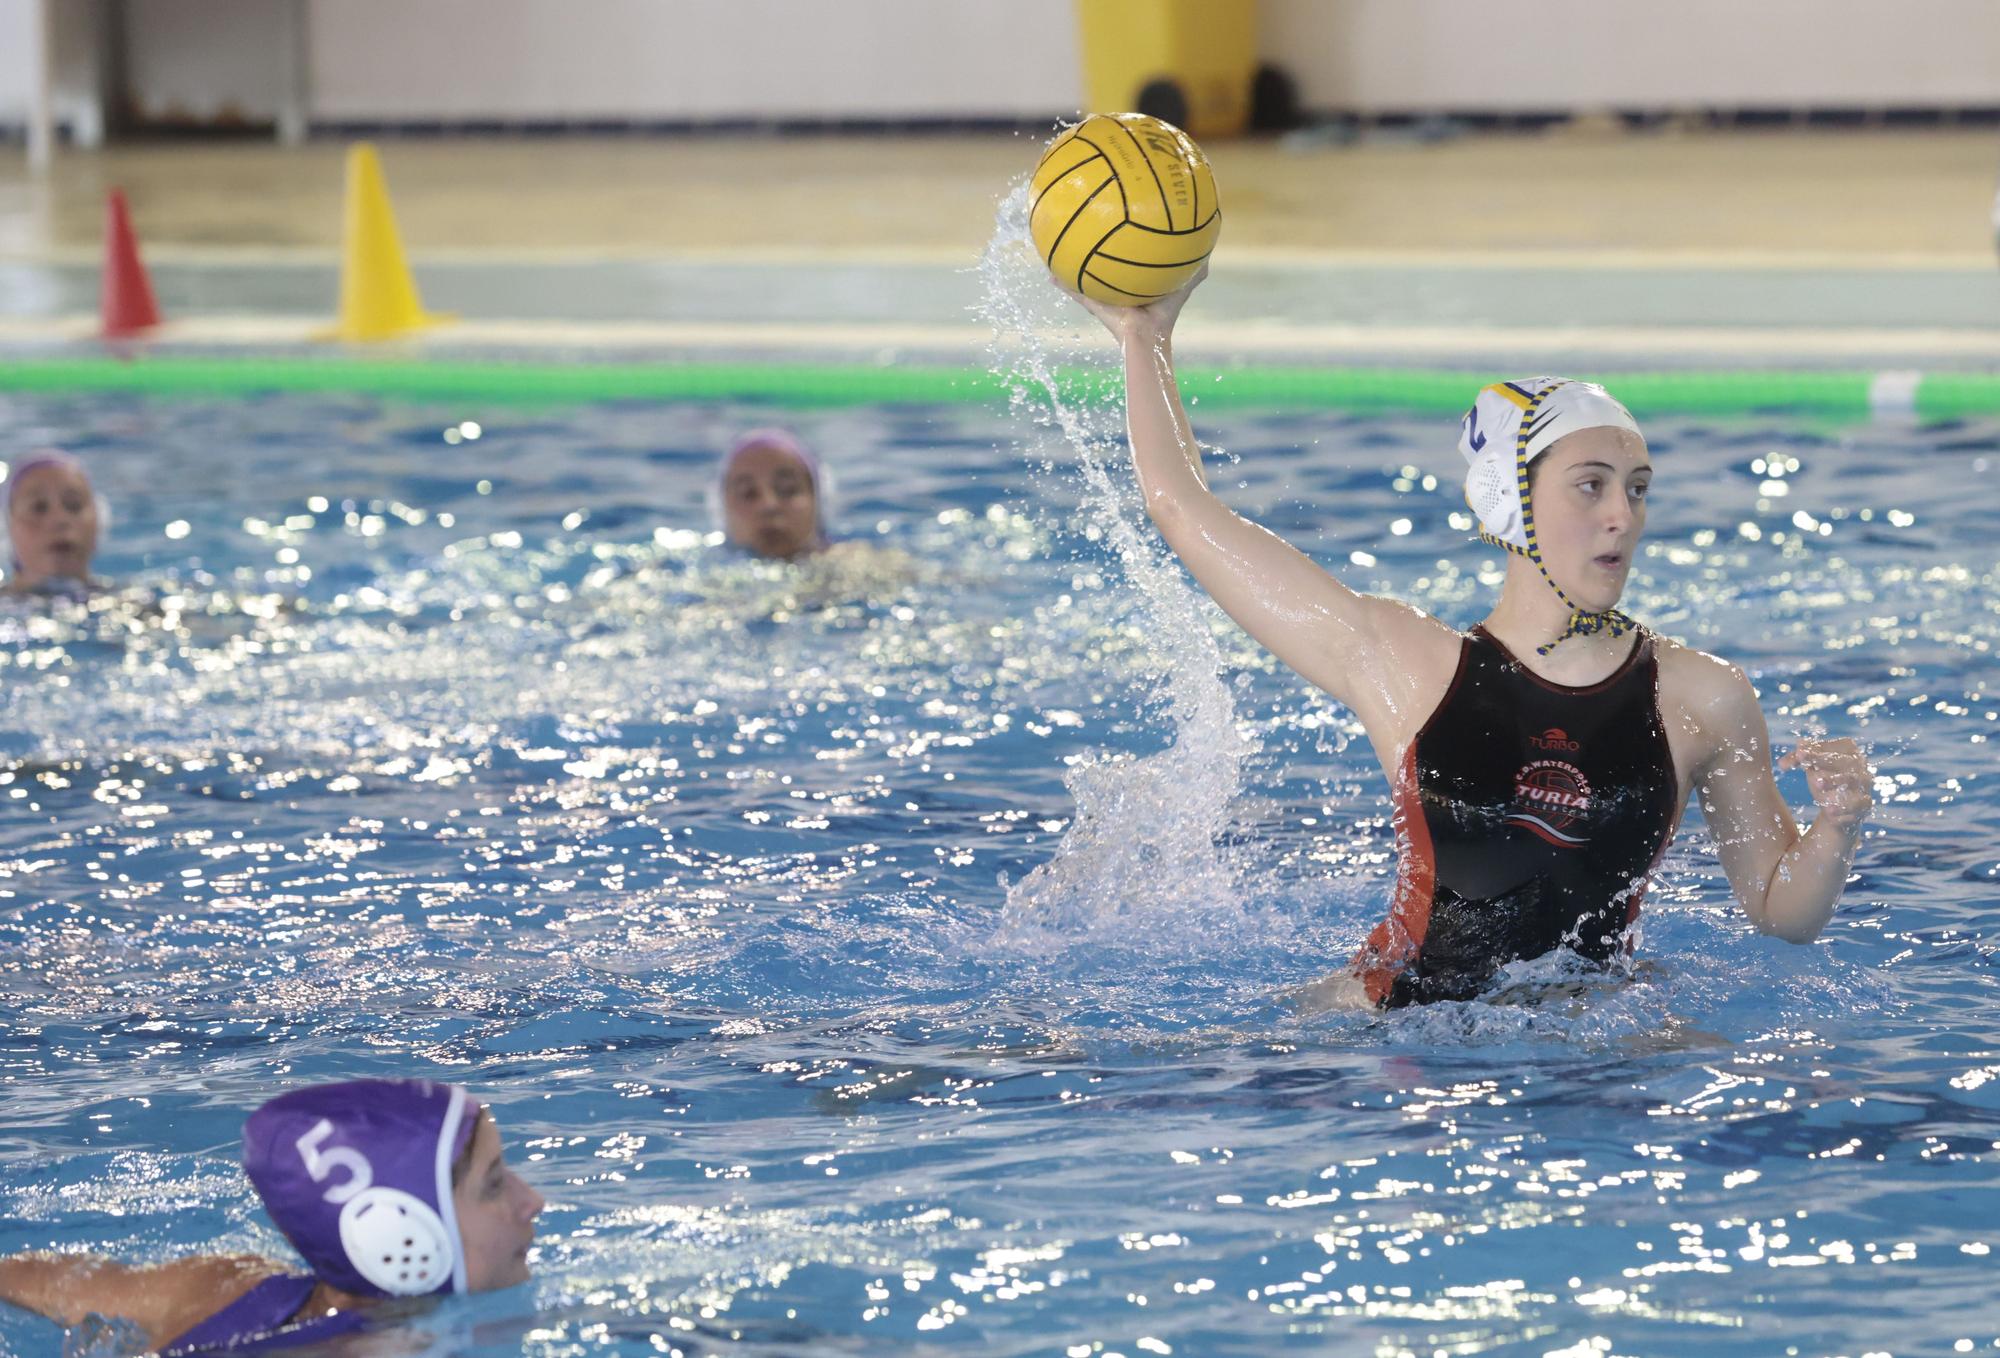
[101,189,162,340]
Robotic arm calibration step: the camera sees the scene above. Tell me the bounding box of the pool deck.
[1,127,1997,366]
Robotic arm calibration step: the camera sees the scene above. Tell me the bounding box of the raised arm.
[1682,657,1873,941]
[1075,272,1458,744]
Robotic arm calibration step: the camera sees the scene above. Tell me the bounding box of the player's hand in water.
[1287,969,1372,1016]
[1778,737,1873,835]
[1067,262,1208,347]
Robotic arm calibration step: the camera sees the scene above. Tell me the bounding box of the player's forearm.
[1757,818,1861,943]
[0,1254,100,1326]
[1119,328,1210,522]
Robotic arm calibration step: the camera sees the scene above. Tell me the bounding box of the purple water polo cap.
[243,1079,478,1298]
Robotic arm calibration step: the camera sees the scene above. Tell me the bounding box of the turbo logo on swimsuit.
[1529,726,1581,753]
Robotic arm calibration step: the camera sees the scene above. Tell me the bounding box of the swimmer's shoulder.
[1358,591,1464,667]
[820,539,909,568]
[0,1251,285,1343]
[820,540,936,590]
[1649,632,1766,770]
[1651,632,1753,705]
[156,1255,300,1342]
[1337,595,1467,751]
[0,575,103,604]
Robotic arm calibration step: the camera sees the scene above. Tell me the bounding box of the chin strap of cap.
[1477,380,1635,656]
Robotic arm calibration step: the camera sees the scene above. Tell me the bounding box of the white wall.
[0,0,110,144]
[4,0,1999,134]
[122,0,289,124]
[1262,0,2000,110]
[308,0,1083,121]
[49,0,107,144]
[0,0,41,126]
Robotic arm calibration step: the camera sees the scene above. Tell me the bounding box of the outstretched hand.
[1778,737,1873,835]
[1065,262,1209,348]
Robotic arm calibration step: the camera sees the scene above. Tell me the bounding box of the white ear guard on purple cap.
[340,1185,457,1294]
[243,1079,476,1298]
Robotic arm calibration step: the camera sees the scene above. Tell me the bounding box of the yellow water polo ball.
[1029,112,1221,307]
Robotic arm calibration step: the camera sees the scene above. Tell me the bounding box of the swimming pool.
[0,364,1995,1357]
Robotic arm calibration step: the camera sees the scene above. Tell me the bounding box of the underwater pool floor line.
[1,355,1996,419]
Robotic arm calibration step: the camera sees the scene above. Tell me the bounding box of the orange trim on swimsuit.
[1353,742,1439,1006]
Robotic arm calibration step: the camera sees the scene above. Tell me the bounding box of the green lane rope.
[0,356,1992,419]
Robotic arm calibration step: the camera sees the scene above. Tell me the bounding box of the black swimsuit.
[1354,625,1682,1007]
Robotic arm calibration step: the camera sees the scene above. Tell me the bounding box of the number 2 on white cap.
[296,1119,373,1204]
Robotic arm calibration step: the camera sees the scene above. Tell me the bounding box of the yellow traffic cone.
[320,143,451,342]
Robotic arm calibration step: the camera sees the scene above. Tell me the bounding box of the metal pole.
[277,0,309,146]
[27,0,55,170]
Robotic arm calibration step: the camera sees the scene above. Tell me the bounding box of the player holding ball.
[1032,115,1872,1010]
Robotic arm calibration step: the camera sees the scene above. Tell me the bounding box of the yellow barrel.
[1075,0,1259,140]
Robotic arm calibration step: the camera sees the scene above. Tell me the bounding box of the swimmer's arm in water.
[0,1251,274,1345]
[1684,657,1873,943]
[1072,270,1458,733]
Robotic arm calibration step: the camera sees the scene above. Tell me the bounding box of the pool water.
[0,363,1996,1358]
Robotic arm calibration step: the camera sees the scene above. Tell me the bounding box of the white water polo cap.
[1458,377,1642,551]
[1457,377,1645,655]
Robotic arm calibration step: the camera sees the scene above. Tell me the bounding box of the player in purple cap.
[714,428,832,560]
[5,449,106,596]
[0,1079,543,1353]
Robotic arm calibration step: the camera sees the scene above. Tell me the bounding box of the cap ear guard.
[341,1188,456,1295]
[1463,446,1522,546]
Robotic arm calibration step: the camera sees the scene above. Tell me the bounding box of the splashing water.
[974,181,1258,956]
[2,381,1994,1356]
